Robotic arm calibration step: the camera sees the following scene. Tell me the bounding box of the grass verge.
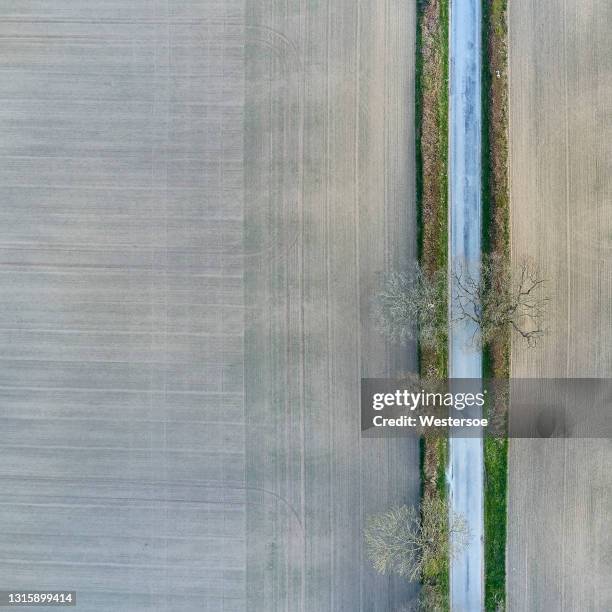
[484,435,508,610]
[416,0,450,608]
[482,0,510,609]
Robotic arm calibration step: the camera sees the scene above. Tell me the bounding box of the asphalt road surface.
[448,0,484,609]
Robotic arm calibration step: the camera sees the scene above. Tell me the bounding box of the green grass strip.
[482,0,510,609]
[484,436,508,610]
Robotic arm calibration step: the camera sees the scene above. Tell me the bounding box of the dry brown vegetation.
[418,0,448,279]
[417,0,449,490]
[415,0,450,608]
[416,0,449,470]
[483,0,510,378]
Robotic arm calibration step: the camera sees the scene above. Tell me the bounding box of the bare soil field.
[508,0,612,609]
[0,1,420,611]
[244,1,420,610]
[0,2,249,610]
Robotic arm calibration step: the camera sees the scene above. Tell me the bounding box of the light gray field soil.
[244,1,420,610]
[0,1,420,611]
[508,0,612,609]
[0,2,249,610]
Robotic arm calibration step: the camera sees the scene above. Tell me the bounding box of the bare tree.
[364,496,469,582]
[452,254,548,347]
[375,256,548,350]
[374,265,447,349]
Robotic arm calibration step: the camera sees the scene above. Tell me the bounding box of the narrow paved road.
[448,0,484,610]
